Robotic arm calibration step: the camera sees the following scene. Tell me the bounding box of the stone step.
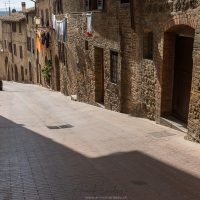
[160,116,188,133]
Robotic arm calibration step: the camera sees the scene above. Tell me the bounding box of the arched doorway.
[161,25,195,123]
[29,62,32,82]
[5,57,8,80]
[36,59,39,83]
[38,64,42,85]
[55,55,60,91]
[21,66,24,82]
[11,65,14,81]
[15,65,18,81]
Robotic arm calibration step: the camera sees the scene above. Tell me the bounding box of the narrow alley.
[0,81,200,200]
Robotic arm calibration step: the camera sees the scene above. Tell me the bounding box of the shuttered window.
[41,10,44,26]
[98,0,103,10]
[19,22,22,33]
[46,9,49,26]
[9,42,12,52]
[19,46,23,59]
[143,32,153,60]
[13,44,17,56]
[32,39,35,54]
[85,0,103,10]
[27,37,31,52]
[85,0,90,11]
[12,23,16,32]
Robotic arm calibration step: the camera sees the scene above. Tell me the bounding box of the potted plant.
[42,60,52,84]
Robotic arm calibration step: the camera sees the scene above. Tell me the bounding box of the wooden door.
[172,36,193,123]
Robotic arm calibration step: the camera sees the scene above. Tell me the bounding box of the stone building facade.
[0,0,200,142]
[23,7,36,84]
[131,0,200,142]
[34,0,200,142]
[0,4,36,83]
[0,12,27,82]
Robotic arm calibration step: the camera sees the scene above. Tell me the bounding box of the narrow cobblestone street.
[0,81,200,200]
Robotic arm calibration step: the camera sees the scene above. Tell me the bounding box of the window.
[32,15,34,25]
[41,10,44,26]
[32,39,35,54]
[26,14,29,24]
[27,37,31,52]
[121,0,130,3]
[13,44,17,56]
[143,32,153,60]
[85,40,89,50]
[4,40,7,49]
[110,51,118,84]
[85,0,103,11]
[12,23,16,32]
[53,0,63,14]
[8,42,12,52]
[45,9,49,26]
[19,46,23,59]
[19,22,22,33]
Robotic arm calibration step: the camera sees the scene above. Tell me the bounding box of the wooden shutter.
[98,0,103,10]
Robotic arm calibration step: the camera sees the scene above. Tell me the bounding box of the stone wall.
[139,0,200,141]
[0,19,27,82]
[26,11,36,84]
[11,20,27,83]
[55,0,121,111]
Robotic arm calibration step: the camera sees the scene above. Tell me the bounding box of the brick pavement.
[0,81,200,200]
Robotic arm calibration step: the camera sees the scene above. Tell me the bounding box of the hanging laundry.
[86,13,92,37]
[63,19,67,42]
[52,14,56,30]
[56,19,67,42]
[36,31,43,52]
[41,32,46,45]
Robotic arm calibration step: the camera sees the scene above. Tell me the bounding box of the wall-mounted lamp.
[34,17,41,25]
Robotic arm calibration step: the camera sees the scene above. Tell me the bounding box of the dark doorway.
[15,65,18,81]
[21,66,24,82]
[55,55,60,91]
[36,59,39,83]
[11,65,14,81]
[38,64,42,85]
[29,62,32,82]
[5,57,8,80]
[172,36,194,123]
[95,47,104,104]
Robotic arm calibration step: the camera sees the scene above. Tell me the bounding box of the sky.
[0,0,35,11]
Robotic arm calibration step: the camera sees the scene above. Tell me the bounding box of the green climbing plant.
[42,60,52,82]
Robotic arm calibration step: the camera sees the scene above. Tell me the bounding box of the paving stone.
[0,82,200,199]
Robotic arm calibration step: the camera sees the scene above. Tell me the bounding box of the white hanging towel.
[86,13,92,37]
[52,14,56,29]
